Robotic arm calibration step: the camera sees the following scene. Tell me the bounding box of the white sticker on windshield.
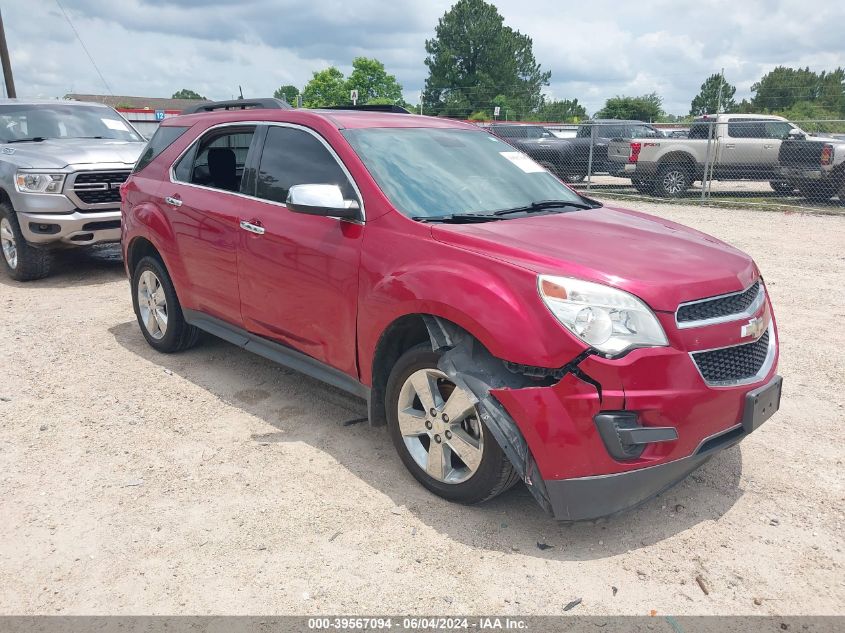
[499,151,545,173]
[101,118,129,131]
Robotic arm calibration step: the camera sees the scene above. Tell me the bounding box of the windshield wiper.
[493,199,598,216]
[6,137,49,143]
[412,214,503,223]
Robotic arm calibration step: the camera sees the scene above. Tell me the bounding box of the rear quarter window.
[133,125,190,173]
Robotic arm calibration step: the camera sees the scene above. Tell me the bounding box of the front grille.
[677,281,760,324]
[692,330,770,385]
[71,170,130,205]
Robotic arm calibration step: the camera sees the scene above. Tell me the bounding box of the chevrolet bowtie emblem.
[741,316,766,339]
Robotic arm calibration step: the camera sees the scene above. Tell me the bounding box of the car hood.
[3,138,146,169]
[430,206,758,311]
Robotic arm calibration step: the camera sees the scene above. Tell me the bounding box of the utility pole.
[0,8,16,98]
[716,67,725,114]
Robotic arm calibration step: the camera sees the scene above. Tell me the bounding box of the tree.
[171,89,205,100]
[690,73,736,115]
[596,93,664,121]
[423,0,551,118]
[751,66,820,112]
[273,84,300,105]
[345,57,404,105]
[533,98,588,122]
[301,67,348,108]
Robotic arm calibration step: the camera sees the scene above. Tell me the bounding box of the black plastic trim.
[183,310,369,400]
[321,105,411,114]
[181,98,292,114]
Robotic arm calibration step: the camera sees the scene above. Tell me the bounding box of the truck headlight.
[15,171,66,194]
[538,275,668,356]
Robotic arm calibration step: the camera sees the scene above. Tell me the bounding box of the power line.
[54,0,113,96]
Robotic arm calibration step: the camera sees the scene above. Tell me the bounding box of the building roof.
[64,93,209,112]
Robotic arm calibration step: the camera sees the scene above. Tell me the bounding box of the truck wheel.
[769,180,795,195]
[131,255,200,353]
[0,203,51,281]
[655,164,690,197]
[798,183,836,202]
[386,344,519,505]
[631,177,656,194]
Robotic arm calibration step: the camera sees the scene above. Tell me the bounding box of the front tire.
[0,203,51,281]
[386,344,519,504]
[631,177,656,194]
[655,163,691,197]
[131,255,199,353]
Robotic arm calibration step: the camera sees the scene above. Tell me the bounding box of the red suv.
[121,99,782,520]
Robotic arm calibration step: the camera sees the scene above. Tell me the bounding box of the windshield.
[342,128,586,219]
[0,104,142,143]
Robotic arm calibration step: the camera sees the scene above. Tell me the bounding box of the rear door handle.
[239,220,265,235]
[723,143,735,149]
[164,196,182,207]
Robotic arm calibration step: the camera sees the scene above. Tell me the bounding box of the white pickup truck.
[607,113,805,197]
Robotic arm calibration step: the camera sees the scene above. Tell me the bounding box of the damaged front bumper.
[424,316,780,522]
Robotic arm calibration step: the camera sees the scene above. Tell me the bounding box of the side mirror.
[286,184,360,220]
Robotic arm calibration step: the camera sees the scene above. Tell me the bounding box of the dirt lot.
[1,201,843,616]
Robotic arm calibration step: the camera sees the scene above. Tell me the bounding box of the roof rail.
[181,98,292,114]
[322,104,411,114]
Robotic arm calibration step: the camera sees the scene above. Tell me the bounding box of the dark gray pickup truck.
[778,133,845,202]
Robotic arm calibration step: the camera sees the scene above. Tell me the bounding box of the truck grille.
[691,330,770,386]
[778,140,824,168]
[71,170,130,205]
[677,281,761,324]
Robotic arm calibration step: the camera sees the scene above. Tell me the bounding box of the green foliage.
[301,67,348,108]
[273,84,300,105]
[690,73,737,115]
[171,89,205,100]
[423,0,550,118]
[751,66,845,115]
[345,57,404,105]
[596,93,664,121]
[533,98,588,122]
[468,110,490,121]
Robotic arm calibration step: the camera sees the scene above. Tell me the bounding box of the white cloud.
[3,0,843,115]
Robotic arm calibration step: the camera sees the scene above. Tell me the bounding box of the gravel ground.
[0,201,843,616]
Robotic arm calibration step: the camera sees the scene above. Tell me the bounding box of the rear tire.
[798,183,836,202]
[769,180,795,195]
[655,163,691,198]
[386,344,519,505]
[0,203,51,281]
[131,255,200,353]
[631,177,655,194]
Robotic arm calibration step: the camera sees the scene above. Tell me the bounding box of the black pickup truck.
[489,120,663,181]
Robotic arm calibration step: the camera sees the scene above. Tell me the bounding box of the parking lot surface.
[1,201,843,615]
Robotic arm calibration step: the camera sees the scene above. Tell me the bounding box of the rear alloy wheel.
[386,345,519,504]
[131,255,200,353]
[656,164,690,197]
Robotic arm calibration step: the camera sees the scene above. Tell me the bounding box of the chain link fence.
[480,118,845,213]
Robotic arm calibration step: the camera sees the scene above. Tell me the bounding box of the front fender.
[357,254,587,386]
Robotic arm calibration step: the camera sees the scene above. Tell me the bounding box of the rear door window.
[728,119,767,138]
[255,126,357,205]
[173,126,256,192]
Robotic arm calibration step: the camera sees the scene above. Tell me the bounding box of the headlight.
[538,275,668,356]
[15,171,66,194]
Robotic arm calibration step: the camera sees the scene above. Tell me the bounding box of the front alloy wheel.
[0,217,16,270]
[397,367,484,484]
[386,345,519,505]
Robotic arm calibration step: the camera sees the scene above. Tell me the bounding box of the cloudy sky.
[4,0,844,115]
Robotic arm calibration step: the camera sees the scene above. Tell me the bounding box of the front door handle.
[164,196,182,207]
[239,220,265,235]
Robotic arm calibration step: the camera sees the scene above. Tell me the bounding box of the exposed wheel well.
[658,152,696,175]
[367,314,433,427]
[0,188,12,207]
[126,237,162,277]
